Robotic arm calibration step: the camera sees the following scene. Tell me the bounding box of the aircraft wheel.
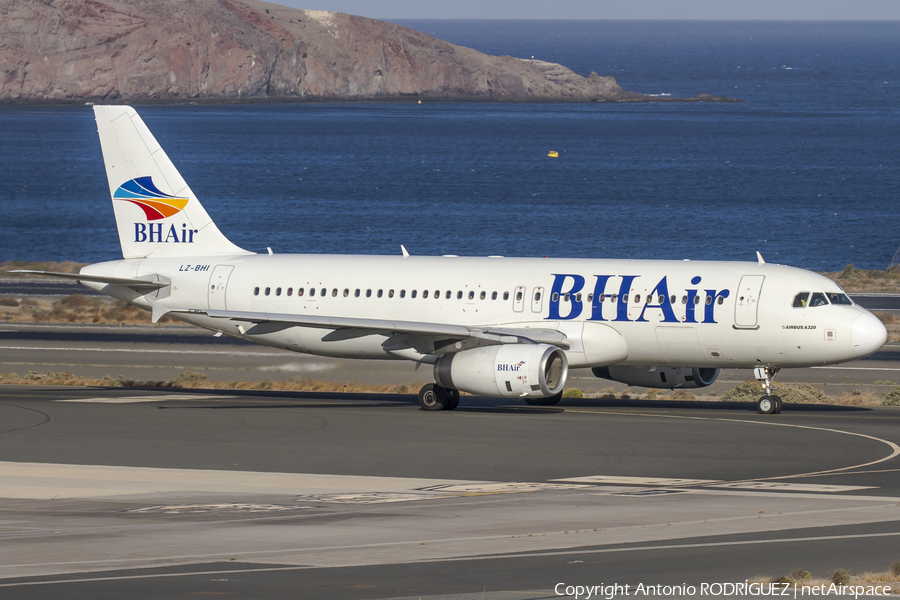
[757,395,778,415]
[773,395,783,414]
[444,389,461,411]
[418,384,449,411]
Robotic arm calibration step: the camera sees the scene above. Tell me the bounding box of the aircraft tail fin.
[93,105,252,259]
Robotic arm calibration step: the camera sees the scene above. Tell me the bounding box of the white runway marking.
[812,365,900,371]
[551,476,719,486]
[709,482,876,493]
[56,395,237,404]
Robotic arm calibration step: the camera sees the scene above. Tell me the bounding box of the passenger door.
[734,275,765,328]
[208,265,234,310]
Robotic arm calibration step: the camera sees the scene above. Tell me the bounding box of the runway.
[0,385,899,598]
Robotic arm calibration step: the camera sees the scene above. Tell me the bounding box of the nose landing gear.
[754,366,783,414]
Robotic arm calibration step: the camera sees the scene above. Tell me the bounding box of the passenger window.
[254,287,260,296]
[517,291,524,301]
[423,290,429,299]
[411,290,417,298]
[503,291,509,301]
[469,291,475,300]
[660,295,666,304]
[669,295,675,304]
[265,287,271,296]
[276,287,282,296]
[287,288,293,297]
[343,288,349,297]
[445,290,451,299]
[681,295,687,304]
[298,288,304,297]
[587,293,593,302]
[389,289,395,298]
[611,294,617,303]
[575,293,581,302]
[400,290,406,298]
[706,295,712,305]
[810,292,829,307]
[354,289,360,297]
[492,291,498,300]
[552,292,559,302]
[564,293,570,302]
[457,291,463,299]
[827,292,853,306]
[717,296,724,305]
[377,289,383,298]
[366,289,372,298]
[634,294,641,303]
[332,288,338,297]
[309,288,315,297]
[436,291,441,300]
[480,291,486,300]
[320,288,326,296]
[694,296,700,305]
[622,294,628,303]
[599,294,605,302]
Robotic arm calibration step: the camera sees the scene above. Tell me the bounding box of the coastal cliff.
[0,0,735,103]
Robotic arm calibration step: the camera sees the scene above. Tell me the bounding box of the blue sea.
[0,21,898,271]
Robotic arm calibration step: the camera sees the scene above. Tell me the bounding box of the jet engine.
[434,344,568,398]
[592,365,719,389]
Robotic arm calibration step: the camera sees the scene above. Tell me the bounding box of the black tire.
[418,384,448,411]
[524,391,563,406]
[773,395,783,414]
[758,395,777,414]
[445,390,461,411]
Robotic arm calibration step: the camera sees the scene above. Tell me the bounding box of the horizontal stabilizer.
[10,270,167,290]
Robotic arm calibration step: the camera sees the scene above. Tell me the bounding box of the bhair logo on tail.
[114,177,189,220]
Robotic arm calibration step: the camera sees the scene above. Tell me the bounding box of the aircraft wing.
[194,308,569,351]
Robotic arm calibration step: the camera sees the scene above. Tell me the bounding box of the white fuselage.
[80,254,885,371]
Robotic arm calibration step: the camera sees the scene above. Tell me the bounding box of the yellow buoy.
[417,100,422,104]
[547,150,559,158]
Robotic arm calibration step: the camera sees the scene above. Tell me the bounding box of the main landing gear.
[417,384,461,411]
[754,366,783,415]
[523,392,564,406]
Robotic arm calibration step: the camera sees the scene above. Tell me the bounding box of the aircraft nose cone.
[851,312,887,357]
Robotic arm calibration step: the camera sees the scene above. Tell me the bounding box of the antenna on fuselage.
[401,245,410,258]
[756,251,765,264]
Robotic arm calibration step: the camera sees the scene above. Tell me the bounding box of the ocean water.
[0,21,898,271]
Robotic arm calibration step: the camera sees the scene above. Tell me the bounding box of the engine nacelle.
[434,344,568,398]
[592,365,719,389]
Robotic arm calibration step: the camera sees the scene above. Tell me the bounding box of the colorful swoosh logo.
[114,177,189,221]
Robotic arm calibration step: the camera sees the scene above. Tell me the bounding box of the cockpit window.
[792,292,809,308]
[827,292,853,306]
[809,292,829,307]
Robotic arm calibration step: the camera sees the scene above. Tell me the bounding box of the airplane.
[14,105,887,414]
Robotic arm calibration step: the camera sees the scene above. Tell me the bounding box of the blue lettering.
[636,276,678,323]
[614,275,639,322]
[189,229,197,243]
[684,276,701,323]
[703,289,730,323]
[134,223,147,242]
[164,224,180,243]
[589,275,614,321]
[548,274,585,320]
[148,223,163,243]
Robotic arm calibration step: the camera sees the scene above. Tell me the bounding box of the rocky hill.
[0,0,734,103]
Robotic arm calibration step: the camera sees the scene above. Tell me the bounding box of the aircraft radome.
[15,106,887,414]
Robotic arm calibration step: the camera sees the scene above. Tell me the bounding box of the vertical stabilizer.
[94,105,252,259]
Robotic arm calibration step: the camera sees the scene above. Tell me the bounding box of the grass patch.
[0,293,175,325]
[749,562,900,594]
